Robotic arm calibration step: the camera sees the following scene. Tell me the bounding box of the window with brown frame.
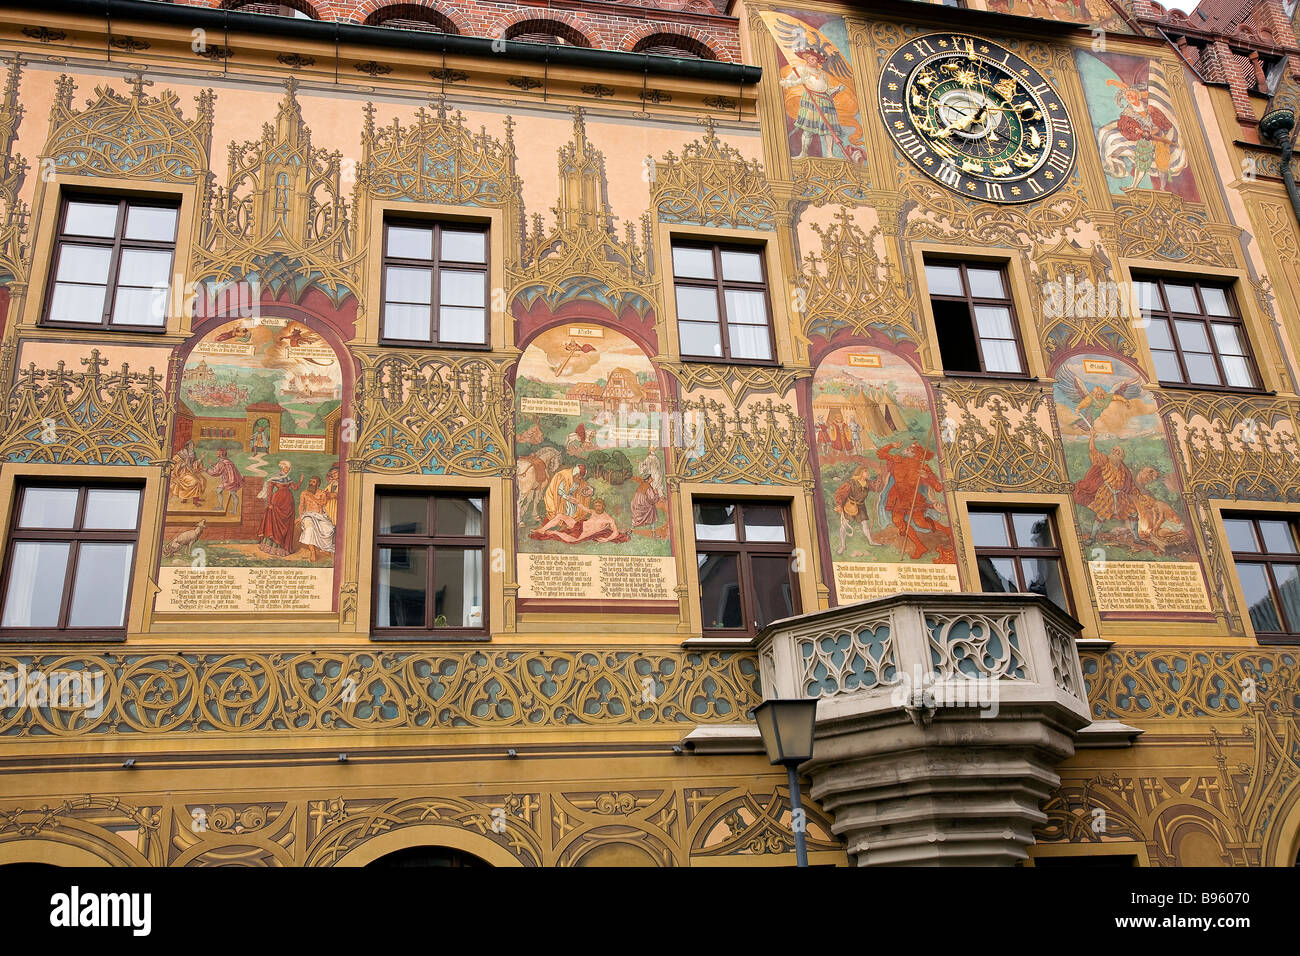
[1223,513,1300,644]
[42,195,179,332]
[924,259,1027,377]
[0,484,143,641]
[380,220,489,348]
[694,500,799,636]
[373,492,487,638]
[1135,277,1261,391]
[672,242,775,364]
[969,507,1072,615]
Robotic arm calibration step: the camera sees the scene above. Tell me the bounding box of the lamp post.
[750,697,819,867]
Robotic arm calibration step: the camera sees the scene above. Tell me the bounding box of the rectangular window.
[373,492,487,637]
[42,195,179,331]
[0,483,142,640]
[673,242,775,363]
[925,259,1027,376]
[381,220,489,347]
[1224,513,1300,643]
[1136,278,1261,390]
[694,500,799,636]
[969,507,1072,615]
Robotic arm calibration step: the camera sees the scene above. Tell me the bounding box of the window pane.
[441,229,485,264]
[1,541,70,626]
[112,286,168,327]
[49,284,107,324]
[1146,318,1173,350]
[1173,320,1210,352]
[67,542,134,627]
[969,511,1009,547]
[117,248,173,287]
[386,266,432,303]
[1183,352,1220,386]
[724,289,768,326]
[1221,355,1255,389]
[440,270,485,308]
[376,546,427,627]
[1223,518,1259,553]
[83,488,141,530]
[977,555,1017,594]
[436,497,483,536]
[676,285,719,323]
[1134,280,1161,311]
[1022,558,1069,612]
[19,487,80,528]
[439,307,486,344]
[1164,284,1199,313]
[379,496,427,535]
[981,338,1022,374]
[751,554,795,628]
[1152,349,1183,382]
[719,249,762,283]
[697,552,743,628]
[64,201,119,238]
[974,306,1014,339]
[966,267,1005,298]
[925,263,963,296]
[1210,323,1247,357]
[1200,286,1232,316]
[728,322,772,361]
[694,502,737,540]
[56,244,112,282]
[124,205,178,242]
[1274,563,1300,633]
[1258,520,1297,554]
[433,547,482,627]
[672,246,714,280]
[383,303,432,341]
[679,320,722,358]
[741,505,787,542]
[1012,512,1054,548]
[387,225,433,260]
[1237,563,1282,633]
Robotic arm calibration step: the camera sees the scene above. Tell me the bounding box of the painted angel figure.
[771,20,865,163]
[1058,365,1143,432]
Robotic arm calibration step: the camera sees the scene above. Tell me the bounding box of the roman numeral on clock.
[936,162,962,188]
[1045,149,1071,172]
[881,97,904,114]
[984,182,1005,200]
[896,129,926,159]
[913,39,935,56]
[1050,117,1070,136]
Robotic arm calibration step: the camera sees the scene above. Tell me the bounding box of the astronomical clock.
[879,33,1075,202]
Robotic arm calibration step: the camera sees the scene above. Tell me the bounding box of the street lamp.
[750,697,818,867]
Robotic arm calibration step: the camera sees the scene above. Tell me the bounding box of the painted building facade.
[0,0,1298,866]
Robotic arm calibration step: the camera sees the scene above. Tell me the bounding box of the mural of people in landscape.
[1074,50,1201,201]
[812,348,955,565]
[1054,354,1194,560]
[162,317,342,572]
[515,325,670,558]
[759,9,867,163]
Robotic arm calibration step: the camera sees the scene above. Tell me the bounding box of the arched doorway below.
[364,845,491,868]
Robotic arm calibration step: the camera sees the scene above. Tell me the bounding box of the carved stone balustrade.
[755,592,1091,866]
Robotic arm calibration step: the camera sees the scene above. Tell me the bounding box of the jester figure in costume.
[1107,78,1176,189]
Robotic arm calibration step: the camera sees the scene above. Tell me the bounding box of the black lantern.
[750,698,819,866]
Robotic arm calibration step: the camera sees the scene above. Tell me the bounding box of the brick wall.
[173,0,742,61]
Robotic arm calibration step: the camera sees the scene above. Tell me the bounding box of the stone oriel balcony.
[755,592,1091,866]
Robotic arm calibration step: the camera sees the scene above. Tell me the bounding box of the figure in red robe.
[257,461,303,556]
[876,441,952,559]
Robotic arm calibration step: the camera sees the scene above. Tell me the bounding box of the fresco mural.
[514,324,676,606]
[812,347,959,601]
[985,0,1092,23]
[759,9,867,163]
[1054,353,1211,616]
[156,316,342,614]
[1074,50,1201,201]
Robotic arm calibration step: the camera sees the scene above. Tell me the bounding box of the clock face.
[879,34,1075,203]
